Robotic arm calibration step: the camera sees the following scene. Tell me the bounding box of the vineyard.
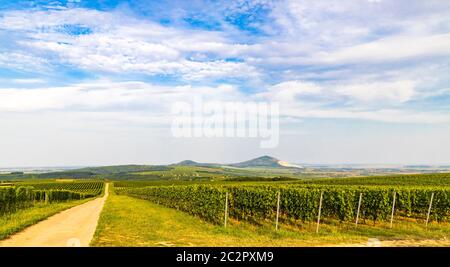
[0,181,104,216]
[20,181,105,195]
[116,183,450,228]
[303,173,450,186]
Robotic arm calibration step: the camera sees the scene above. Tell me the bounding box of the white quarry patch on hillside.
[277,160,303,168]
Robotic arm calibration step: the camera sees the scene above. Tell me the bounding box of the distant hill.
[172,160,221,168]
[0,156,303,181]
[229,155,290,168]
[75,165,172,174]
[173,160,200,166]
[172,155,302,169]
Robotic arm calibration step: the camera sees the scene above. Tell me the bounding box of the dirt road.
[0,183,109,247]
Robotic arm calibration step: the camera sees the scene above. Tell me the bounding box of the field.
[114,174,450,226]
[91,187,450,247]
[90,173,450,246]
[2,172,450,246]
[2,163,424,181]
[0,180,105,240]
[303,173,450,186]
[0,198,91,240]
[16,180,105,195]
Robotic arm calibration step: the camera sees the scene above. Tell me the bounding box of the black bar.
[0,247,449,266]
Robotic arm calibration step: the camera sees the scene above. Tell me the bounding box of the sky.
[0,0,450,167]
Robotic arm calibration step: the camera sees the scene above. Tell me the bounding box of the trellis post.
[426,192,434,227]
[316,191,324,234]
[355,193,363,226]
[389,191,396,229]
[224,192,229,228]
[275,191,281,231]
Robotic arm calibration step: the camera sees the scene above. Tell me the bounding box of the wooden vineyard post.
[224,192,229,228]
[390,191,396,229]
[316,191,324,234]
[355,193,363,227]
[426,192,434,227]
[275,191,281,231]
[45,192,49,204]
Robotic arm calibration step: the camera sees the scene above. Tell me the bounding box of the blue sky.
[0,0,450,166]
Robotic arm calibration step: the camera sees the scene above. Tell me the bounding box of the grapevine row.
[117,184,450,225]
[0,184,103,216]
[21,181,104,195]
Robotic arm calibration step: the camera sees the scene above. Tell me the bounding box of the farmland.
[91,172,450,246]
[115,183,450,226]
[0,199,91,240]
[16,180,104,195]
[92,186,450,247]
[1,180,104,215]
[0,180,104,240]
[303,173,450,186]
[2,167,450,246]
[5,158,443,182]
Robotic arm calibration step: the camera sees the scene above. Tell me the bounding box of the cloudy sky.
[1,0,450,167]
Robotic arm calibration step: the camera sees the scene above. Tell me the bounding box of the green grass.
[0,198,91,240]
[91,192,450,247]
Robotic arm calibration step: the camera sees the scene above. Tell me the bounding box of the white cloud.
[0,8,259,80]
[270,80,322,94]
[0,80,244,113]
[262,79,450,123]
[1,78,446,126]
[267,79,417,104]
[1,2,450,84]
[259,0,450,69]
[0,52,48,71]
[10,78,46,84]
[258,80,322,103]
[317,34,450,64]
[0,3,449,125]
[335,80,416,102]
